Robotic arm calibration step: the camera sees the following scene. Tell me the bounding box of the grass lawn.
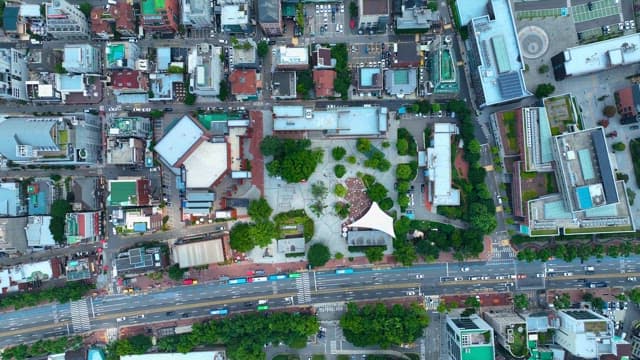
[508,324,529,358]
[501,111,518,152]
[565,226,634,234]
[522,189,538,203]
[531,229,559,236]
[274,209,315,242]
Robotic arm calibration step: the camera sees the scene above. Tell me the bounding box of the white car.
[416,274,424,279]
[480,276,490,280]
[453,277,463,281]
[406,291,416,296]
[563,272,573,276]
[536,273,546,278]
[460,267,470,272]
[116,317,126,322]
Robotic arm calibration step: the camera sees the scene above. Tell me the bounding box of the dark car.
[182,313,190,318]
[421,184,425,193]
[166,311,176,316]
[164,107,173,112]
[244,302,253,307]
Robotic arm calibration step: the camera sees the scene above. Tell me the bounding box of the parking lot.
[186,27,217,39]
[572,0,620,23]
[348,43,387,69]
[310,2,345,36]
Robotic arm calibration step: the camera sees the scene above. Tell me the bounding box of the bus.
[209,308,229,316]
[228,278,247,285]
[257,305,270,311]
[248,276,268,283]
[268,274,288,281]
[335,268,354,275]
[288,273,301,279]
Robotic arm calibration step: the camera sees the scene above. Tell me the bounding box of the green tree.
[184,91,196,105]
[260,135,282,156]
[591,297,605,311]
[553,293,571,309]
[249,221,278,247]
[218,80,230,101]
[332,146,347,160]
[340,302,429,349]
[334,164,347,178]
[513,294,528,310]
[349,1,358,18]
[335,252,344,260]
[364,247,384,262]
[257,40,269,58]
[167,264,187,281]
[538,64,549,74]
[469,203,497,234]
[603,105,617,117]
[49,174,61,182]
[248,198,273,222]
[379,197,393,210]
[49,200,71,244]
[397,193,410,208]
[535,83,555,98]
[612,142,626,151]
[356,138,371,153]
[468,139,481,154]
[229,222,255,252]
[396,164,413,180]
[54,62,67,74]
[396,138,409,155]
[311,181,328,200]
[346,155,357,164]
[464,296,480,309]
[366,182,388,203]
[149,109,164,119]
[334,202,351,219]
[307,243,331,268]
[79,2,92,17]
[334,183,347,197]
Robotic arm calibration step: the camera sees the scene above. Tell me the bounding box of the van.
[584,265,595,272]
[218,39,227,44]
[258,299,268,305]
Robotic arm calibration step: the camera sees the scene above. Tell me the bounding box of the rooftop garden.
[506,324,529,358]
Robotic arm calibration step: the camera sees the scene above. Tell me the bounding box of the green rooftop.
[197,112,242,130]
[107,44,125,67]
[109,181,138,206]
[142,0,165,15]
[462,345,494,360]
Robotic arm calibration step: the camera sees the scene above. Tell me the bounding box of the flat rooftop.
[273,106,388,136]
[558,33,640,77]
[554,128,618,211]
[427,123,460,206]
[470,0,530,106]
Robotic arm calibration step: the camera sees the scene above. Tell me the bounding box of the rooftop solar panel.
[453,318,479,330]
[591,131,618,204]
[498,72,525,100]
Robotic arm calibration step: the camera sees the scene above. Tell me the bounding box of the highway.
[1,256,639,347]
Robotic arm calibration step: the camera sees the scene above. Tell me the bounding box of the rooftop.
[273,105,388,136]
[427,123,460,207]
[362,0,389,15]
[111,70,147,91]
[121,351,226,360]
[221,1,249,26]
[554,33,640,78]
[142,0,166,15]
[182,141,228,188]
[229,69,257,95]
[258,0,280,23]
[384,68,417,95]
[154,115,206,167]
[469,0,530,106]
[313,69,336,97]
[0,182,23,217]
[172,238,225,268]
[276,46,309,68]
[347,202,396,238]
[115,247,161,274]
[276,237,305,253]
[358,67,383,89]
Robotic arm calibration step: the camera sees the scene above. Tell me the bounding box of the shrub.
[603,105,617,118]
[346,155,357,164]
[612,142,626,151]
[334,164,347,178]
[332,146,347,161]
[334,183,348,197]
[307,243,331,268]
[379,197,394,210]
[334,252,344,260]
[356,138,371,153]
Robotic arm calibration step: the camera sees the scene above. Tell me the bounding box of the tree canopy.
[50,200,71,244]
[248,198,273,222]
[261,136,323,183]
[332,146,347,161]
[257,41,269,58]
[307,243,331,268]
[340,302,429,349]
[229,221,278,252]
[535,83,555,98]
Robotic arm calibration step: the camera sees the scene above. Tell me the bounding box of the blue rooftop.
[576,186,594,209]
[3,7,18,32]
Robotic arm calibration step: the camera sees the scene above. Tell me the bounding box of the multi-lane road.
[1,256,639,347]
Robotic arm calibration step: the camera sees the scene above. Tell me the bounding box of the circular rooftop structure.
[518,25,550,59]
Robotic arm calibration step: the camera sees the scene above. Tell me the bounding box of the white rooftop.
[428,123,460,206]
[348,202,396,238]
[154,115,204,167]
[277,47,309,65]
[470,0,530,106]
[182,141,228,188]
[221,3,249,25]
[273,106,387,136]
[559,33,640,77]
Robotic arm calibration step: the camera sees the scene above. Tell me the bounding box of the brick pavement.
[249,111,265,196]
[441,292,512,307]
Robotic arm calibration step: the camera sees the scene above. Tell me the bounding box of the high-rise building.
[62,44,101,74]
[46,0,89,40]
[0,47,29,101]
[445,314,496,360]
[181,0,212,29]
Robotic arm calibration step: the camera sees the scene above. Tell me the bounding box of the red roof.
[313,69,336,97]
[111,70,148,91]
[229,69,257,95]
[90,1,136,36]
[136,179,151,206]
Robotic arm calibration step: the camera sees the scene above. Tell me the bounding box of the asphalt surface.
[1,256,639,347]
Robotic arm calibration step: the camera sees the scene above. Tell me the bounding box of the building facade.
[141,0,180,34]
[0,47,29,101]
[182,0,213,28]
[46,0,90,40]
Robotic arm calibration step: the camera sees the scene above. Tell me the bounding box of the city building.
[276,237,305,254]
[0,47,29,101]
[230,39,257,68]
[445,314,496,360]
[17,4,45,38]
[105,42,141,70]
[258,0,282,36]
[114,247,163,276]
[141,0,180,34]
[3,6,19,35]
[72,177,102,211]
[25,80,62,103]
[111,70,149,104]
[384,68,417,97]
[552,33,640,81]
[54,74,97,104]
[229,68,259,100]
[273,105,389,137]
[62,44,101,74]
[111,208,162,233]
[313,69,336,97]
[357,67,384,94]
[189,44,223,97]
[614,84,640,124]
[0,217,28,255]
[107,178,152,207]
[554,309,616,359]
[629,322,640,359]
[64,211,100,244]
[46,0,90,40]
[90,1,137,40]
[0,260,55,294]
[395,1,439,32]
[0,113,102,165]
[183,191,216,216]
[0,182,25,217]
[483,310,529,359]
[172,235,226,268]
[154,115,229,191]
[65,258,91,281]
[392,42,421,68]
[358,0,390,33]
[271,71,297,99]
[457,0,530,107]
[25,216,56,250]
[425,123,460,209]
[220,0,251,33]
[427,35,460,94]
[181,0,213,28]
[108,116,152,139]
[312,47,334,68]
[275,46,309,70]
[107,138,146,165]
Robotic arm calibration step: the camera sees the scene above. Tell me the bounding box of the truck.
[587,281,607,288]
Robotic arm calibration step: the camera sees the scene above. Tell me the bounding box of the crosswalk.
[296,272,312,304]
[315,302,345,313]
[51,304,60,323]
[70,299,91,333]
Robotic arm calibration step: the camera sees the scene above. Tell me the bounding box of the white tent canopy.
[347,202,396,238]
